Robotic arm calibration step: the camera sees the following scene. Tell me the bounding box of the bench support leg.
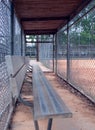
[47,118,53,130]
[34,120,39,130]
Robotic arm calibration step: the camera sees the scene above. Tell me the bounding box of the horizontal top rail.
[10,64,25,78]
[5,55,26,77]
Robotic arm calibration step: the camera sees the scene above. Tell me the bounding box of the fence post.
[36,35,39,61]
[55,33,58,74]
[53,35,55,72]
[11,1,14,55]
[21,29,23,56]
[67,21,70,81]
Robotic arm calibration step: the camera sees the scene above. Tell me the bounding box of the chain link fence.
[14,14,22,55]
[39,42,53,70]
[0,1,12,129]
[38,35,54,70]
[0,0,24,130]
[57,30,67,80]
[69,5,95,101]
[0,0,11,63]
[56,1,95,102]
[0,62,13,130]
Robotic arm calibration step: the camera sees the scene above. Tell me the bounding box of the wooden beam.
[58,0,91,31]
[70,0,92,20]
[24,29,57,35]
[21,16,69,22]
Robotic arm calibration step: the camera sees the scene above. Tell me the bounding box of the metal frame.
[55,33,58,74]
[52,35,55,72]
[11,1,14,55]
[34,118,53,130]
[47,118,53,130]
[21,28,23,56]
[67,20,70,81]
[36,35,39,61]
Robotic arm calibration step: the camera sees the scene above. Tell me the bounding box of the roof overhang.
[12,0,92,35]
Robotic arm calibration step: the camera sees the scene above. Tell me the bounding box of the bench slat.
[33,64,72,120]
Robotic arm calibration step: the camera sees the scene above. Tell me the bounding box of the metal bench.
[32,64,72,130]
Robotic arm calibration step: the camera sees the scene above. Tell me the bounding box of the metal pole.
[11,1,14,55]
[24,35,26,56]
[34,120,39,130]
[36,35,39,61]
[67,21,70,81]
[21,29,23,56]
[53,35,55,72]
[55,33,58,74]
[23,33,26,56]
[47,118,53,130]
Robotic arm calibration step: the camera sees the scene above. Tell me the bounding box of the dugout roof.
[12,0,91,35]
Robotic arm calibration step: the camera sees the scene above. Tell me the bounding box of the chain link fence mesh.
[0,1,13,130]
[57,30,67,80]
[38,35,54,70]
[0,0,23,130]
[39,42,53,70]
[0,0,11,63]
[0,62,13,130]
[14,14,22,55]
[69,7,95,101]
[56,1,95,102]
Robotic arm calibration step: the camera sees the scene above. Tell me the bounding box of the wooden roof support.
[13,0,92,35]
[21,16,69,22]
[24,29,57,35]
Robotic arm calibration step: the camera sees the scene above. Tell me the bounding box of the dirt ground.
[8,61,95,130]
[57,59,95,98]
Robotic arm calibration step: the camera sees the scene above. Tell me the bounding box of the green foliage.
[58,3,95,47]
